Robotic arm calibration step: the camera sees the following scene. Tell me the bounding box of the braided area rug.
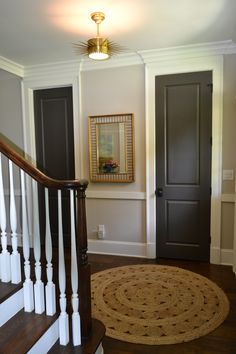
[91,264,229,345]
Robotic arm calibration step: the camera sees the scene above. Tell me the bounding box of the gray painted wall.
[81,65,146,244]
[222,54,236,194]
[220,53,236,251]
[1,52,235,257]
[0,70,23,238]
[0,69,23,149]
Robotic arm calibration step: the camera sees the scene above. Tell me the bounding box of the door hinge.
[210,187,212,195]
[207,83,213,93]
[210,136,212,146]
[209,236,211,244]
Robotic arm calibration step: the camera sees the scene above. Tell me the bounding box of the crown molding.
[24,59,81,83]
[0,56,24,77]
[31,40,234,72]
[23,52,143,78]
[2,40,235,77]
[139,40,236,64]
[224,40,236,54]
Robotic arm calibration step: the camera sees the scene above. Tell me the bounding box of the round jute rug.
[91,264,230,345]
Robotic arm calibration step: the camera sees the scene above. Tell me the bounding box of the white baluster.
[32,179,45,314]
[45,188,56,316]
[58,190,69,345]
[70,189,81,346]
[21,170,34,312]
[0,153,11,282]
[9,160,21,284]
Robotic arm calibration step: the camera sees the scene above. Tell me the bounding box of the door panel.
[166,84,200,185]
[166,200,200,244]
[34,87,75,247]
[156,71,212,261]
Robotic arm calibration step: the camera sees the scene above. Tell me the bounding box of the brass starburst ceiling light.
[74,12,123,60]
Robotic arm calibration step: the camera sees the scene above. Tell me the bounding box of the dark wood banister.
[0,138,88,190]
[0,137,92,339]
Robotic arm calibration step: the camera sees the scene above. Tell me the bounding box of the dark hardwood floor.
[88,254,236,354]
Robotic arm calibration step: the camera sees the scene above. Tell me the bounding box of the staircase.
[0,136,105,353]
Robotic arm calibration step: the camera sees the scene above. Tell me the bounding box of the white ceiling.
[0,0,236,66]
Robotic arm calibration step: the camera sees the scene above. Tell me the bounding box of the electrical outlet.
[223,169,234,181]
[97,225,105,239]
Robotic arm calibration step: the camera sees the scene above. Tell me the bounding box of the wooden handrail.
[0,135,92,339]
[0,137,88,190]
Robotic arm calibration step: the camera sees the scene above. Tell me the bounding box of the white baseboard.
[220,248,234,266]
[27,319,59,354]
[146,243,156,258]
[88,242,233,264]
[88,239,156,259]
[210,246,233,266]
[210,246,221,264]
[0,288,24,327]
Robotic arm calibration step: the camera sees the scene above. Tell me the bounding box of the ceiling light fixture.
[74,12,123,60]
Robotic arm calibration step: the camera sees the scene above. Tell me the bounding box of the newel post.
[76,180,92,338]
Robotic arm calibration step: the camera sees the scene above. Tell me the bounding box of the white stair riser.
[96,344,104,354]
[27,319,103,354]
[0,288,24,326]
[27,319,59,354]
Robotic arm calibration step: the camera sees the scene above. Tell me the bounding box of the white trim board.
[0,288,24,327]
[0,40,235,78]
[210,247,233,266]
[221,193,235,203]
[19,40,236,75]
[145,55,223,264]
[88,240,233,266]
[27,319,59,354]
[88,239,155,258]
[86,191,146,200]
[140,40,236,64]
[0,56,24,77]
[220,248,234,266]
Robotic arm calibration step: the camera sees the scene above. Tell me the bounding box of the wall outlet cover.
[223,169,234,181]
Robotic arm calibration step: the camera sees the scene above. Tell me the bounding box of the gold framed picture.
[89,113,135,183]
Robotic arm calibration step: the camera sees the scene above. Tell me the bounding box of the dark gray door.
[34,86,75,246]
[155,71,212,261]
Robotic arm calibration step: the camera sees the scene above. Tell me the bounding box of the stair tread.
[0,282,22,304]
[48,319,105,354]
[0,309,58,353]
